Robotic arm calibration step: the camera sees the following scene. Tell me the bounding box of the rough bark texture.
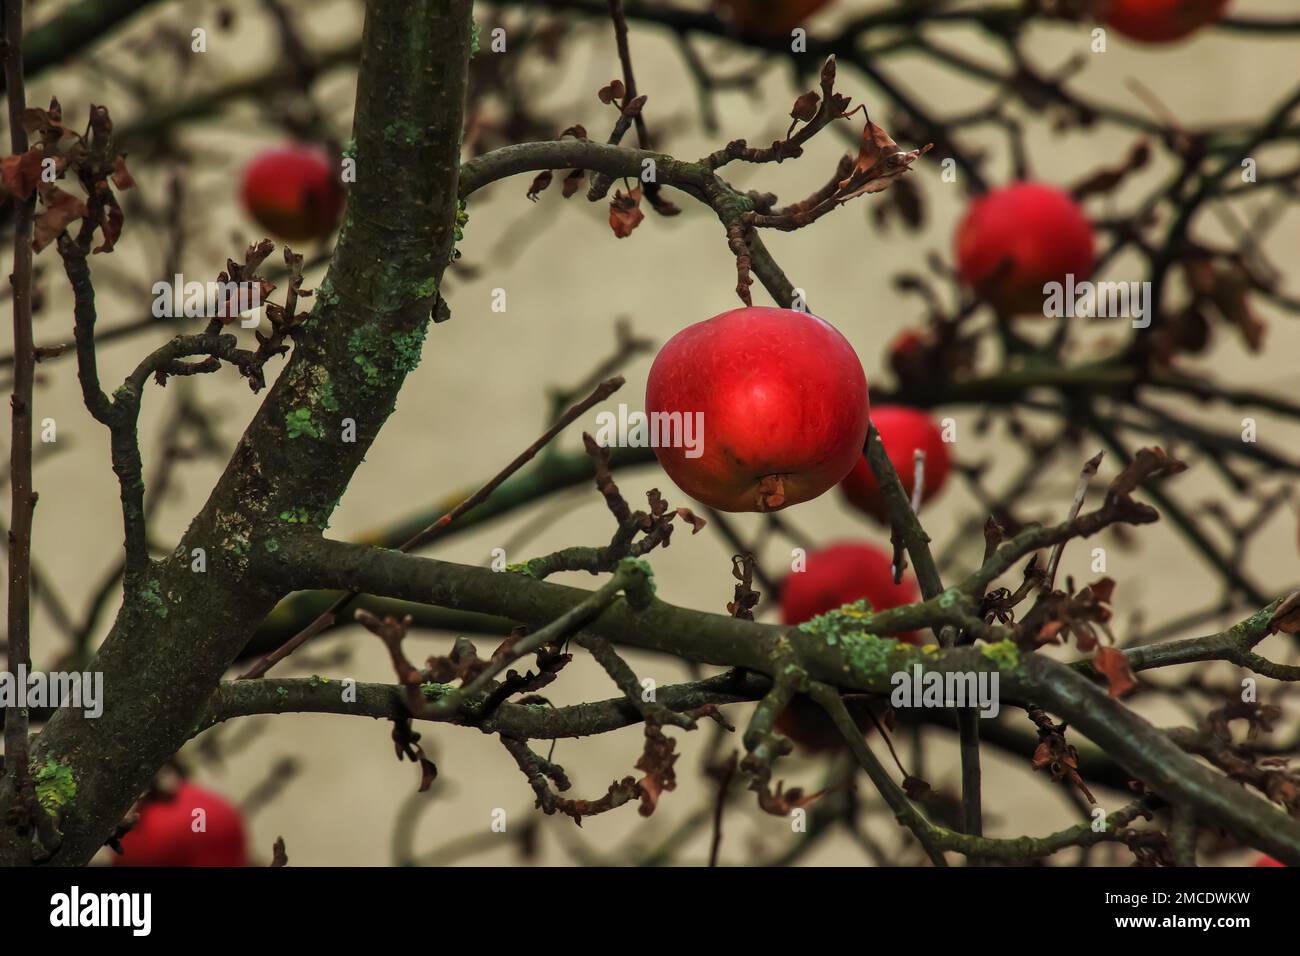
[0,0,472,866]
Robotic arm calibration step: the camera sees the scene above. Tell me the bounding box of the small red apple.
[1102,0,1231,43]
[778,541,921,752]
[114,781,248,867]
[954,182,1095,316]
[714,0,833,37]
[1254,854,1285,867]
[240,145,345,242]
[645,306,869,512]
[840,405,951,524]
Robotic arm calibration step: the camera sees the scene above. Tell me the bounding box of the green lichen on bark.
[348,324,385,389]
[797,599,875,646]
[382,119,424,146]
[836,632,926,686]
[980,639,1021,670]
[391,324,428,374]
[33,758,76,817]
[319,380,340,412]
[451,200,468,262]
[139,579,167,619]
[285,407,320,440]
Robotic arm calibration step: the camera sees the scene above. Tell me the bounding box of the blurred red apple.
[955,182,1095,316]
[841,405,951,523]
[115,781,248,867]
[645,306,869,512]
[778,541,921,752]
[240,144,345,242]
[714,0,833,37]
[1102,0,1231,43]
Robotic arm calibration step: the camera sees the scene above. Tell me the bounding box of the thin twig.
[2,0,39,842]
[708,751,738,867]
[1044,452,1103,592]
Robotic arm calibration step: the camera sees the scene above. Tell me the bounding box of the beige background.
[7,0,1300,864]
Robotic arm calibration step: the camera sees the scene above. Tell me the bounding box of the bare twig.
[2,0,39,847]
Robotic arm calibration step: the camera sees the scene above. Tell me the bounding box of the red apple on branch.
[646,306,869,512]
[114,781,249,867]
[777,541,920,751]
[1102,0,1232,43]
[955,182,1095,316]
[840,405,951,523]
[240,145,345,242]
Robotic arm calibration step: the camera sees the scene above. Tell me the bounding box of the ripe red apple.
[777,541,921,752]
[714,0,833,37]
[240,145,345,242]
[840,405,951,524]
[645,306,869,512]
[954,182,1095,316]
[1254,854,1284,867]
[114,781,248,867]
[1102,0,1231,43]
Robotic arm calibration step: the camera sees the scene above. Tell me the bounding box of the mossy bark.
[0,0,473,866]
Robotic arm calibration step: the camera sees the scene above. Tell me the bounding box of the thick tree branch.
[0,0,475,867]
[263,537,1300,864]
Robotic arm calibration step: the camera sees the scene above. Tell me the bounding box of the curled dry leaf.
[634,724,678,817]
[645,187,681,217]
[902,775,933,801]
[1094,645,1138,698]
[609,187,644,238]
[621,94,647,119]
[675,507,706,533]
[94,192,125,254]
[33,187,90,252]
[526,170,552,201]
[0,149,45,199]
[1109,446,1187,498]
[561,168,585,198]
[1031,729,1096,803]
[1183,257,1266,353]
[597,79,626,104]
[834,121,932,203]
[790,90,820,123]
